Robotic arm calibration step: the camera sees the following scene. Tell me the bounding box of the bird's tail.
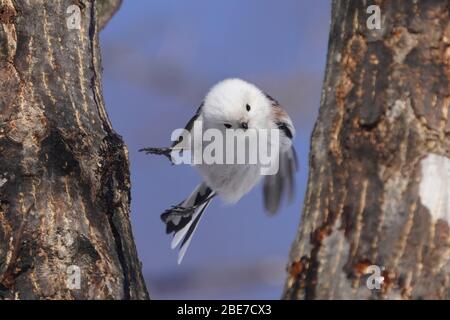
[161,182,215,264]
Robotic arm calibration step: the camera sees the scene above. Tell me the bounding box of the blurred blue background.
[100,0,331,299]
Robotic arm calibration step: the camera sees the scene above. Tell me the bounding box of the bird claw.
[139,147,174,164]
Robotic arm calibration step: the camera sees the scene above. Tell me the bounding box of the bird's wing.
[265,93,296,138]
[171,103,203,149]
[263,145,298,214]
[263,94,298,214]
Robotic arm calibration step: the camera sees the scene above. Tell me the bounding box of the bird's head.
[202,78,272,131]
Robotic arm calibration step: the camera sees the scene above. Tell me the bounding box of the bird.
[140,78,297,264]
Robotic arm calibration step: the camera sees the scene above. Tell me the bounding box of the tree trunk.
[284,0,450,299]
[0,0,149,299]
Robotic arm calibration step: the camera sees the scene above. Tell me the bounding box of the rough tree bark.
[284,0,450,299]
[0,0,149,299]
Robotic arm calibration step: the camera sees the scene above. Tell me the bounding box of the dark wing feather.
[263,145,298,214]
[171,103,203,148]
[263,94,297,214]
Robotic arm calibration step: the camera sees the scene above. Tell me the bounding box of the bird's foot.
[139,147,173,164]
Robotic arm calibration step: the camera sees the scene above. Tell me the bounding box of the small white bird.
[141,78,297,263]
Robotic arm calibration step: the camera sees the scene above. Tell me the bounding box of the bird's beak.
[240,122,248,130]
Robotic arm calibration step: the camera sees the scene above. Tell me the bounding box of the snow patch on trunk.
[419,153,450,223]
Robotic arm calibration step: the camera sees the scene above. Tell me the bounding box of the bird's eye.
[224,123,232,129]
[246,104,251,111]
